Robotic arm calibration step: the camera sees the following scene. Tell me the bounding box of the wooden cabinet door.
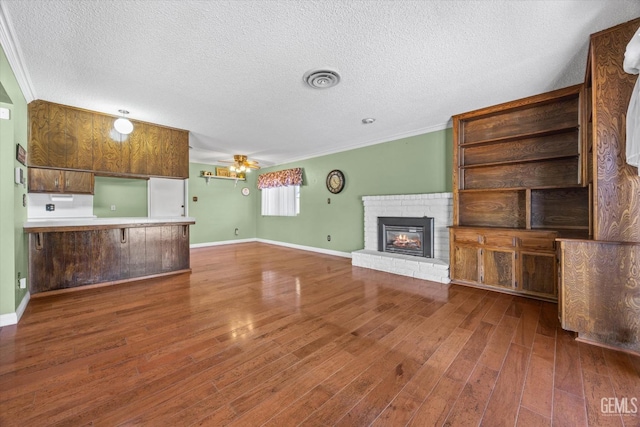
[28,100,50,167]
[452,244,479,283]
[63,171,94,194]
[28,101,94,169]
[129,122,150,175]
[46,102,68,169]
[65,107,94,170]
[173,130,190,178]
[161,128,177,177]
[92,114,123,173]
[481,248,515,289]
[28,168,63,192]
[145,126,166,176]
[519,252,556,297]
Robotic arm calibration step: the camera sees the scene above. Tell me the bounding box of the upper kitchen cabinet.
[28,100,189,179]
[29,100,94,170]
[28,168,94,194]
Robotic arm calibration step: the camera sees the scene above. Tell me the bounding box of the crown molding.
[0,2,36,102]
[274,120,452,166]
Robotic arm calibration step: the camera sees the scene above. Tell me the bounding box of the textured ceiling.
[2,1,639,166]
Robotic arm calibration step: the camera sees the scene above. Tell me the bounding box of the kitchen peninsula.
[24,216,195,295]
[24,99,194,295]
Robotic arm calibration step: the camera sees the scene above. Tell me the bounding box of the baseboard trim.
[256,239,352,259]
[190,238,258,248]
[0,291,30,327]
[190,238,352,258]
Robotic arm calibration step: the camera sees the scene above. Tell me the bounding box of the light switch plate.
[0,107,10,120]
[15,167,24,185]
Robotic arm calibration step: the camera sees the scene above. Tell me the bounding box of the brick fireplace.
[351,192,453,284]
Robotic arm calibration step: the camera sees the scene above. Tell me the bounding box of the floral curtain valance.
[257,168,303,189]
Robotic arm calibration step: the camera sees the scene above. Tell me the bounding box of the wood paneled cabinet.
[28,167,94,194]
[555,18,640,353]
[28,224,191,294]
[450,228,557,300]
[29,100,189,179]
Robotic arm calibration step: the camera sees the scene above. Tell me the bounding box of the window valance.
[257,168,303,189]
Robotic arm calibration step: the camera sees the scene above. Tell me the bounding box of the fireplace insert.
[378,216,434,258]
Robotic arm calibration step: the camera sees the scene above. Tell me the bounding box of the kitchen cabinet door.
[63,170,94,194]
[28,168,93,194]
[28,168,63,192]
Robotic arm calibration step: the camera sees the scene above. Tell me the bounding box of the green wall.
[0,45,28,317]
[256,129,452,253]
[188,162,257,244]
[0,46,451,319]
[94,176,148,217]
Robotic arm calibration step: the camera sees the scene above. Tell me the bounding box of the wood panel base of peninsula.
[26,222,192,294]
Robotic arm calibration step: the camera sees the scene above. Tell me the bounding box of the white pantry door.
[148,177,187,217]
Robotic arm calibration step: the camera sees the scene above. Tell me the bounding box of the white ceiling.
[2,1,639,167]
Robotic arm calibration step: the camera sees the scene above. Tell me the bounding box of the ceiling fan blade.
[216,155,261,169]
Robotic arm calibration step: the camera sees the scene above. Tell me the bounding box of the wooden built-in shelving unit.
[450,84,590,301]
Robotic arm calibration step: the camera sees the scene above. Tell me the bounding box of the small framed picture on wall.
[216,167,230,177]
[16,144,26,166]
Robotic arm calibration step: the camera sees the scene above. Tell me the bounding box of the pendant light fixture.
[114,109,134,135]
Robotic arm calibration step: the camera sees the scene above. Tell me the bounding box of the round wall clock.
[326,170,345,194]
[241,187,250,196]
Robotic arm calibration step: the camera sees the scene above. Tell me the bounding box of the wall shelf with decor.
[200,170,246,184]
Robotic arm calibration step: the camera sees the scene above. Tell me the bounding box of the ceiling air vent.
[303,69,341,89]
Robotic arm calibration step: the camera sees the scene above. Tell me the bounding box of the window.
[261,185,300,216]
[257,167,303,216]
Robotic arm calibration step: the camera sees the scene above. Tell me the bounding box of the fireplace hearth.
[378,216,434,258]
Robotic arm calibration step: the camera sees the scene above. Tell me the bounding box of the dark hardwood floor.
[1,243,638,426]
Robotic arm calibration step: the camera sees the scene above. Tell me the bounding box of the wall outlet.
[110,205,116,211]
[46,203,55,211]
[19,278,26,289]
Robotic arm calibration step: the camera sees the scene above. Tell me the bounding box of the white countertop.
[24,216,196,229]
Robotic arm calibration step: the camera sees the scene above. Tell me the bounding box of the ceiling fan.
[218,154,260,173]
